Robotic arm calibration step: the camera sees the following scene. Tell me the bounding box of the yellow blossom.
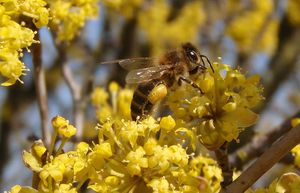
[48,0,99,42]
[54,184,77,193]
[88,118,220,192]
[226,0,278,54]
[160,115,176,132]
[138,0,205,55]
[39,161,66,184]
[287,0,300,26]
[52,115,69,130]
[22,140,47,172]
[291,118,300,128]
[249,173,300,193]
[0,0,49,86]
[168,62,263,150]
[103,0,142,19]
[91,87,109,106]
[291,144,300,168]
[8,185,39,193]
[58,124,77,138]
[91,83,133,123]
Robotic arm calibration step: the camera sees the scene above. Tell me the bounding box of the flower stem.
[55,138,67,156]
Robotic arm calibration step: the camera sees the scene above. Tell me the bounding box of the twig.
[215,142,233,187]
[219,124,300,193]
[230,110,300,169]
[60,50,84,140]
[32,31,51,147]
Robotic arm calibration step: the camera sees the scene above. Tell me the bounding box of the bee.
[101,43,213,121]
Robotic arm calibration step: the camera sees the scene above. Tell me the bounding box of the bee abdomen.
[131,81,160,121]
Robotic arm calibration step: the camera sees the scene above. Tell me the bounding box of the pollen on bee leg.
[148,84,168,104]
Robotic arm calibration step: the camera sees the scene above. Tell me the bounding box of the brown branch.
[32,32,51,147]
[215,142,233,187]
[59,48,84,140]
[219,124,300,193]
[230,110,300,169]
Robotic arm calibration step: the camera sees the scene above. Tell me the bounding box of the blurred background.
[1,0,300,191]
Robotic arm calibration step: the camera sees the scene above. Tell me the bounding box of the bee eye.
[187,50,200,63]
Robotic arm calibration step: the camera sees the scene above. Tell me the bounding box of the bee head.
[182,42,206,74]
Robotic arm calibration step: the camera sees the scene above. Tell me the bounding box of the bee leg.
[200,55,214,73]
[178,76,204,94]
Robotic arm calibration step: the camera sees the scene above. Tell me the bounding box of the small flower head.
[57,124,77,138]
[291,118,300,128]
[160,115,176,132]
[91,83,133,123]
[52,115,69,131]
[89,117,219,192]
[168,62,263,150]
[48,0,99,42]
[50,115,76,153]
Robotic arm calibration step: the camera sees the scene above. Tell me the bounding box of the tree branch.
[59,47,84,140]
[220,124,300,193]
[32,31,51,147]
[215,142,233,187]
[230,110,300,169]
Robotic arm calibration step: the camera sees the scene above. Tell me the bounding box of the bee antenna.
[200,55,214,73]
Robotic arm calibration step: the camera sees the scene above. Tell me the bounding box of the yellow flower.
[39,161,66,184]
[168,63,263,150]
[249,173,300,193]
[287,0,300,26]
[58,124,77,138]
[48,0,99,42]
[189,155,222,192]
[22,140,47,172]
[0,0,50,86]
[8,185,39,193]
[91,83,133,123]
[52,115,69,131]
[291,118,300,128]
[0,15,34,85]
[88,118,219,192]
[226,0,278,54]
[291,144,300,168]
[54,184,77,193]
[138,0,205,55]
[147,177,170,193]
[126,146,148,176]
[160,115,176,132]
[103,0,142,19]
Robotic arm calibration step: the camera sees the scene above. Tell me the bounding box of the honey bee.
[101,43,213,120]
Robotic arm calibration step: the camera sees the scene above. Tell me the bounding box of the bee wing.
[99,57,157,70]
[126,65,172,84]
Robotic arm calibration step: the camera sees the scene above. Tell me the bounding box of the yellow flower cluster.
[8,115,222,193]
[47,0,99,42]
[91,82,133,123]
[138,0,206,55]
[0,0,99,86]
[168,62,263,150]
[247,172,300,193]
[0,0,48,86]
[90,117,222,192]
[103,0,142,19]
[287,0,300,26]
[225,0,278,54]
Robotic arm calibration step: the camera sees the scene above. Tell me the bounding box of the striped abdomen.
[131,79,165,121]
